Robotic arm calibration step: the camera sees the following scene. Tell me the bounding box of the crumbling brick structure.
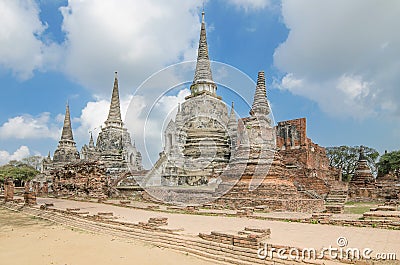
[50,161,117,199]
[40,182,49,196]
[348,147,377,201]
[211,75,327,213]
[24,191,37,205]
[4,178,14,202]
[348,148,400,202]
[22,181,37,205]
[375,172,400,202]
[276,118,343,197]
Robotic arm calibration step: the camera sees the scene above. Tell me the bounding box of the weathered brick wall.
[276,118,331,171]
[50,161,115,199]
[275,118,342,197]
[214,172,325,212]
[24,191,37,205]
[209,117,329,212]
[276,117,307,148]
[348,180,400,202]
[279,143,330,170]
[4,179,14,202]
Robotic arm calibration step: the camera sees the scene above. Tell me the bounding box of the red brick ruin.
[23,181,37,205]
[4,178,14,202]
[348,147,400,202]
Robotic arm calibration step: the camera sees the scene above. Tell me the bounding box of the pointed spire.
[47,151,51,159]
[193,11,213,83]
[351,145,374,184]
[359,146,367,161]
[228,102,237,130]
[190,11,217,98]
[53,102,79,162]
[229,102,236,119]
[250,71,270,117]
[61,102,74,141]
[105,72,123,127]
[89,132,95,148]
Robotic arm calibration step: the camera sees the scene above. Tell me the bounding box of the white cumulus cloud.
[227,0,271,11]
[0,0,49,79]
[59,0,202,96]
[0,113,60,140]
[274,0,400,119]
[0,0,204,94]
[0,146,30,165]
[74,94,143,143]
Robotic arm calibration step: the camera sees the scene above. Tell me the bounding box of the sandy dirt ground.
[35,197,400,255]
[0,208,214,265]
[2,198,400,265]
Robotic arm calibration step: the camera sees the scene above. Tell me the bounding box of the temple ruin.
[145,12,232,187]
[139,12,345,211]
[81,72,143,173]
[348,147,400,202]
[42,103,80,172]
[33,11,398,210]
[43,73,143,177]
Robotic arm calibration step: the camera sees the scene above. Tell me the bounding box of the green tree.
[326,145,379,181]
[0,162,39,183]
[377,150,400,176]
[21,155,43,170]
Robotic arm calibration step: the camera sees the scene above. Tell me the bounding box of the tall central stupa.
[145,12,235,186]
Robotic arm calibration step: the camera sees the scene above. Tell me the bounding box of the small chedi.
[42,103,80,170]
[348,147,376,201]
[348,147,400,202]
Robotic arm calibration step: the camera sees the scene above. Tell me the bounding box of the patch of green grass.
[344,206,371,214]
[345,201,379,206]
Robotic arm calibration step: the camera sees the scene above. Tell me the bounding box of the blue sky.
[0,0,399,167]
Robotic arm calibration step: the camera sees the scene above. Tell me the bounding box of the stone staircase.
[141,153,167,186]
[295,183,323,200]
[363,203,400,222]
[325,189,348,204]
[325,189,348,214]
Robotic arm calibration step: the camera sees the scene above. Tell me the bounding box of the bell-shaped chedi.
[95,72,143,173]
[350,146,375,185]
[53,102,80,163]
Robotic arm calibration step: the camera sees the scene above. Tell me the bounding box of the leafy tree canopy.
[326,145,379,181]
[377,150,400,176]
[0,161,40,182]
[21,155,43,171]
